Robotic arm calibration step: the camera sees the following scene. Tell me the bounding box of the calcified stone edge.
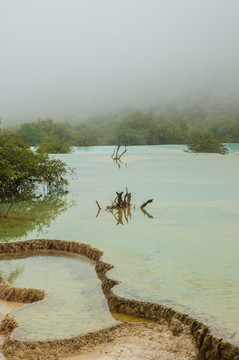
[0,277,46,304]
[0,239,238,360]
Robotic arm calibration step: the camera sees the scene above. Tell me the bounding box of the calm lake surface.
[0,145,238,344]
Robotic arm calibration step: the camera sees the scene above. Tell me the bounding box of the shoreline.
[0,302,197,360]
[0,239,238,359]
[0,301,24,360]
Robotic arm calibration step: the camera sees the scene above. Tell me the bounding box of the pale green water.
[0,145,238,344]
[0,252,117,341]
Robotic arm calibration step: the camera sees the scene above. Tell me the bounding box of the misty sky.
[1,0,239,124]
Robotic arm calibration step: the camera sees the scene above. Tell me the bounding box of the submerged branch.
[96,200,101,211]
[111,139,127,164]
[95,200,102,218]
[140,199,153,209]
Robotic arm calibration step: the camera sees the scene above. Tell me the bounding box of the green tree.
[153,115,183,144]
[185,130,228,154]
[115,112,155,145]
[0,129,69,217]
[17,119,75,152]
[16,122,44,146]
[37,139,72,154]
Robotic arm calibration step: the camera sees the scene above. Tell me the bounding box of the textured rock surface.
[0,277,46,303]
[0,239,238,360]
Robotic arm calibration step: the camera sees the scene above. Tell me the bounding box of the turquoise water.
[0,145,238,344]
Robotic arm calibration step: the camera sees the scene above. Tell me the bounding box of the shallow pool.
[0,252,117,341]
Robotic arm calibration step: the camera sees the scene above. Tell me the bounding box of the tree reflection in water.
[0,193,74,242]
[0,262,24,284]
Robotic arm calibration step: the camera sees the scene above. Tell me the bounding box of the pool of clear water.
[0,251,117,341]
[0,145,238,344]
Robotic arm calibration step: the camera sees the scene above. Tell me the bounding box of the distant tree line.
[13,109,239,151]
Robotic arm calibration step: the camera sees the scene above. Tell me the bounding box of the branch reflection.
[140,208,154,219]
[108,207,132,225]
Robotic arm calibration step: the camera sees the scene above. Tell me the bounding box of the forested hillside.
[12,93,239,147]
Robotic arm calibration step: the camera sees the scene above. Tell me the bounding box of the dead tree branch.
[118,145,127,159]
[111,139,127,163]
[140,199,153,209]
[107,189,132,211]
[95,200,101,218]
[99,190,154,223]
[96,200,101,211]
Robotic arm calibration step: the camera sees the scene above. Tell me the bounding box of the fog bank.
[1,0,239,125]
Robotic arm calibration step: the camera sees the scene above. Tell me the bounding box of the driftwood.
[96,190,153,223]
[140,199,153,209]
[106,189,132,211]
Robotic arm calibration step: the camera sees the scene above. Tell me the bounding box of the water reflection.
[108,207,132,225]
[0,194,74,242]
[112,157,128,169]
[105,207,154,225]
[141,208,154,219]
[0,262,24,283]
